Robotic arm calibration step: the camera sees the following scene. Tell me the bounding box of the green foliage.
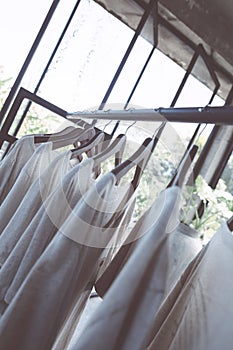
[182,175,233,243]
[17,107,61,138]
[132,145,177,220]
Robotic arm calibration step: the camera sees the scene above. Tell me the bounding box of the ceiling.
[94,0,233,101]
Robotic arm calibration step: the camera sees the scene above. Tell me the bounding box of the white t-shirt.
[0,141,59,234]
[0,136,36,204]
[68,186,182,350]
[0,158,93,308]
[148,222,233,350]
[0,149,73,268]
[0,172,135,350]
[95,221,202,299]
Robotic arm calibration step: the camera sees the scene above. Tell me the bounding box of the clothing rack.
[68,106,233,125]
[1,87,233,150]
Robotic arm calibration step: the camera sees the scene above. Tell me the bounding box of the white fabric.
[0,172,135,350]
[52,290,101,350]
[0,158,94,309]
[0,150,73,269]
[0,136,36,204]
[95,222,202,299]
[164,222,202,295]
[147,222,233,350]
[0,141,59,234]
[55,293,102,350]
[52,197,136,350]
[71,187,181,350]
[0,151,80,313]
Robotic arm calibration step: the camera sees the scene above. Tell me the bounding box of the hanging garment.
[68,186,182,350]
[0,135,37,204]
[95,222,202,299]
[0,149,75,269]
[163,222,202,295]
[0,157,134,311]
[52,289,101,350]
[147,221,233,350]
[0,141,59,234]
[0,158,96,310]
[0,171,135,350]
[52,198,136,350]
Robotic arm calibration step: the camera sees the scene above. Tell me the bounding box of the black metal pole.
[0,0,61,125]
[13,0,82,137]
[0,88,67,148]
[98,0,156,111]
[68,105,233,124]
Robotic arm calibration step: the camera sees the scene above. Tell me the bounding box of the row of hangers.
[25,118,233,231]
[31,120,159,190]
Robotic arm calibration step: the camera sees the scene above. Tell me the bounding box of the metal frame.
[171,44,220,107]
[0,0,61,125]
[111,0,158,136]
[133,0,233,86]
[1,84,233,147]
[194,86,233,185]
[168,43,220,171]
[98,0,157,111]
[0,88,67,148]
[0,0,159,146]
[13,0,82,138]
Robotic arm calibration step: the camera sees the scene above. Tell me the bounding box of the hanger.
[33,126,81,144]
[130,122,166,190]
[82,122,131,178]
[49,126,96,150]
[110,121,165,190]
[93,121,136,167]
[33,126,77,141]
[168,144,199,188]
[111,137,155,190]
[227,216,233,231]
[70,131,105,159]
[92,133,126,167]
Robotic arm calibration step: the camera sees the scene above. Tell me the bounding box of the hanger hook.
[152,121,166,139]
[125,121,137,135]
[196,123,207,144]
[102,120,113,131]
